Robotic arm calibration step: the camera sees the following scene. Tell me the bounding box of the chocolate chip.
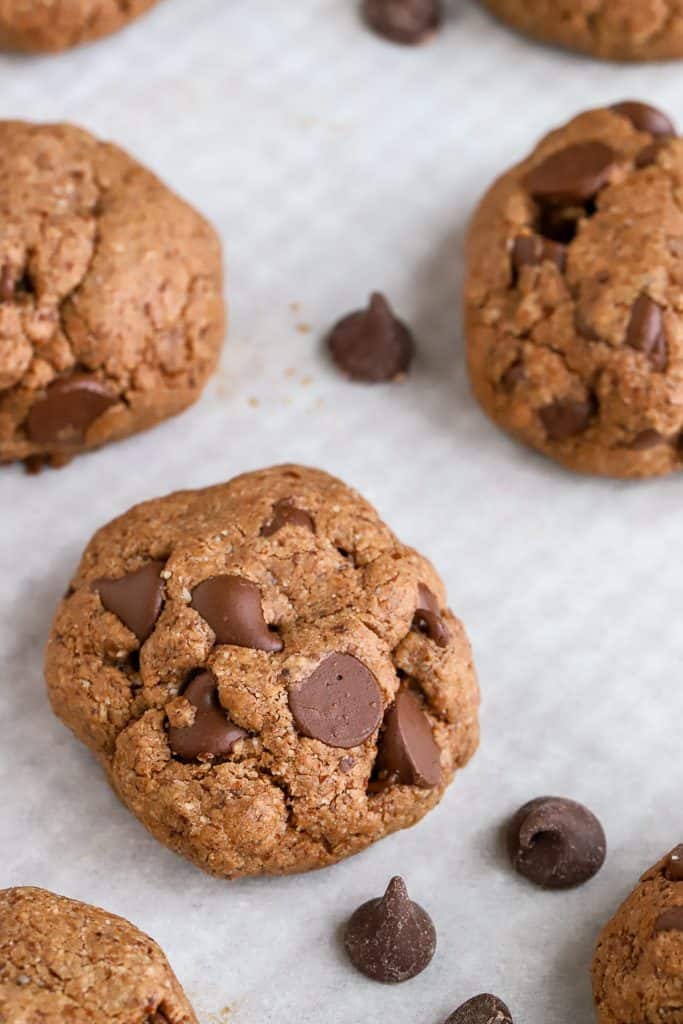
[191,575,283,652]
[94,562,165,642]
[444,994,513,1024]
[167,671,247,764]
[362,0,441,45]
[500,361,525,393]
[635,140,668,169]
[611,100,675,137]
[629,428,664,451]
[667,845,683,881]
[525,142,615,206]
[327,292,414,382]
[0,264,15,301]
[340,755,356,772]
[625,294,668,371]
[344,876,436,983]
[412,584,450,647]
[26,374,117,445]
[376,686,441,788]
[539,395,596,441]
[260,499,315,537]
[508,796,606,889]
[288,652,383,748]
[653,907,683,934]
[511,234,566,275]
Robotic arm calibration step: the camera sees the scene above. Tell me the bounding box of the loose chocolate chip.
[635,140,668,169]
[500,360,525,393]
[376,686,441,788]
[167,671,247,764]
[191,575,283,652]
[327,292,414,383]
[629,428,664,451]
[288,652,383,748]
[26,374,117,445]
[667,845,683,881]
[94,562,165,642]
[444,994,513,1024]
[344,876,436,983]
[611,100,675,138]
[508,796,606,889]
[260,498,315,537]
[511,234,567,275]
[362,0,441,45]
[625,294,668,371]
[525,141,615,206]
[413,584,450,648]
[539,395,596,441]
[653,907,683,934]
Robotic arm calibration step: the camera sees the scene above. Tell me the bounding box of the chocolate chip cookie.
[0,121,224,469]
[592,846,683,1023]
[0,887,196,1023]
[465,102,683,478]
[0,1,160,52]
[45,465,480,879]
[480,0,683,61]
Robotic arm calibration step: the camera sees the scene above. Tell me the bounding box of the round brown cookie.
[464,102,683,478]
[479,0,683,62]
[0,887,196,1024]
[0,121,224,469]
[0,0,161,53]
[592,846,683,1023]
[45,464,480,880]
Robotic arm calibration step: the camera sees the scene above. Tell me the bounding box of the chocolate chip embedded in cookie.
[592,847,683,1024]
[465,103,683,477]
[0,120,224,469]
[0,1,161,53]
[45,465,480,879]
[0,887,197,1024]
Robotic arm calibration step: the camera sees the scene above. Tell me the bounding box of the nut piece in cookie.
[45,464,480,879]
[0,0,161,53]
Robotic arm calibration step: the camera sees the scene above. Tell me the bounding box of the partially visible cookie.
[465,102,683,478]
[480,0,683,62]
[0,886,196,1024]
[0,1,161,52]
[0,121,224,468]
[45,464,480,879]
[592,847,683,1024]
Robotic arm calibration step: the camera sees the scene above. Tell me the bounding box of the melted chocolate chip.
[508,796,606,889]
[26,374,117,445]
[525,142,615,206]
[168,672,247,764]
[344,876,436,983]
[94,562,165,642]
[667,845,683,881]
[629,428,664,451]
[363,0,441,45]
[327,292,414,382]
[500,361,525,393]
[511,234,566,275]
[539,395,596,441]
[191,575,283,652]
[288,652,383,748]
[444,994,513,1024]
[625,294,668,371]
[611,100,675,137]
[653,907,683,934]
[260,499,315,537]
[635,140,668,169]
[376,687,441,788]
[412,584,450,647]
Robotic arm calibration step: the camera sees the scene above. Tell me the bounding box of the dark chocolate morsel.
[260,498,315,537]
[376,687,441,788]
[511,234,566,274]
[94,561,165,642]
[413,583,450,647]
[667,845,683,881]
[629,429,664,451]
[327,292,414,382]
[539,395,596,440]
[168,671,247,763]
[344,876,436,983]
[288,652,383,748]
[524,141,615,205]
[362,0,441,45]
[653,907,683,935]
[191,575,283,652]
[635,140,668,169]
[508,796,606,889]
[611,100,675,137]
[625,294,668,371]
[26,374,117,445]
[444,993,514,1024]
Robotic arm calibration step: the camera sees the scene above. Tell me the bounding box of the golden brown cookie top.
[0,0,161,53]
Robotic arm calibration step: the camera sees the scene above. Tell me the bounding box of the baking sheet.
[2,2,683,1021]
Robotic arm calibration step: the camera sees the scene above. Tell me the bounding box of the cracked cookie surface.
[0,0,161,52]
[0,887,196,1024]
[0,121,224,468]
[45,464,480,879]
[465,102,683,478]
[592,846,683,1024]
[480,0,683,61]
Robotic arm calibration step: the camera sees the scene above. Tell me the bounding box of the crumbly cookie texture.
[592,846,683,1024]
[480,0,683,61]
[0,887,196,1024]
[0,0,160,52]
[45,464,480,880]
[0,121,224,468]
[465,102,683,478]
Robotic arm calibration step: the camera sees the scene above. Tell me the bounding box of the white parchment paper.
[2,3,683,1021]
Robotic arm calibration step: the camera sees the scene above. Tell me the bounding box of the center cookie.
[45,465,480,879]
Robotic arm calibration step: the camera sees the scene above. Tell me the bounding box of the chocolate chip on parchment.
[94,561,165,642]
[511,234,566,275]
[191,575,283,652]
[413,584,450,647]
[327,292,414,382]
[376,686,441,788]
[611,100,675,138]
[362,0,442,45]
[539,395,596,441]
[667,845,683,881]
[26,374,117,445]
[344,876,436,983]
[444,993,513,1024]
[168,671,247,764]
[625,294,668,371]
[525,142,615,206]
[508,796,606,889]
[288,652,383,748]
[260,498,315,537]
[653,907,683,934]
